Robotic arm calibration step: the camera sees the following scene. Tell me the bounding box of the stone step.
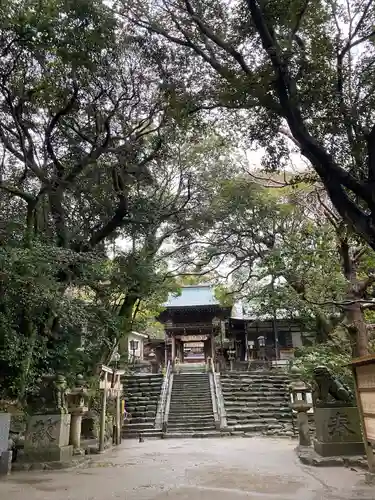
[221,374,288,378]
[173,377,209,381]
[221,384,288,391]
[168,414,214,422]
[124,390,161,395]
[221,387,288,392]
[125,384,162,388]
[126,404,158,410]
[169,409,213,415]
[222,396,288,403]
[124,386,163,391]
[127,417,155,424]
[123,422,155,430]
[126,410,158,415]
[225,406,291,413]
[220,371,288,377]
[122,430,162,439]
[222,392,288,398]
[225,406,292,414]
[229,423,284,432]
[123,385,163,390]
[171,395,211,400]
[221,376,288,380]
[125,394,160,399]
[225,410,292,417]
[123,383,163,387]
[221,379,289,384]
[174,376,209,379]
[221,380,289,386]
[125,398,160,402]
[171,389,211,395]
[224,400,290,407]
[173,379,208,383]
[163,431,223,438]
[170,397,211,402]
[125,396,160,401]
[170,400,212,405]
[225,403,291,410]
[130,411,158,418]
[172,386,210,391]
[223,390,288,395]
[169,404,212,410]
[125,389,161,394]
[227,415,292,424]
[172,388,211,393]
[169,405,213,412]
[172,387,210,391]
[167,423,216,431]
[125,399,160,405]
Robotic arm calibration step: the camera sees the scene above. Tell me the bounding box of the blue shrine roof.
[163,285,220,308]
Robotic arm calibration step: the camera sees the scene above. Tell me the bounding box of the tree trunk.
[345,301,369,358]
[338,237,369,357]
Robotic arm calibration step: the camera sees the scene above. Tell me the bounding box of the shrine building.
[149,284,304,369]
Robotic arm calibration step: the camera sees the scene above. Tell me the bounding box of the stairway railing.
[207,358,227,430]
[155,361,172,431]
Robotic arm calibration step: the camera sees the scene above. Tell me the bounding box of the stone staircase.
[122,374,163,438]
[166,372,219,437]
[220,371,294,437]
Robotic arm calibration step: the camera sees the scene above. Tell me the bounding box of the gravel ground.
[0,437,374,500]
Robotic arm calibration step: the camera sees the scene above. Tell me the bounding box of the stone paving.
[0,437,374,500]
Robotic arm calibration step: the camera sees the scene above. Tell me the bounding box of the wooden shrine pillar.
[171,335,176,362]
[211,333,215,362]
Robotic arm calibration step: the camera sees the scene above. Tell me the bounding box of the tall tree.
[123,0,375,249]
[188,176,375,355]
[0,1,234,399]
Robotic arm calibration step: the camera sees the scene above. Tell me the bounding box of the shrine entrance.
[183,340,205,363]
[167,333,216,364]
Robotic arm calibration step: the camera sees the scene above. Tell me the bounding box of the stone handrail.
[155,361,172,431]
[208,358,227,430]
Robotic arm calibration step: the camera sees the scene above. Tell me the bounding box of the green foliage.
[123,0,375,249]
[214,284,234,308]
[292,342,354,389]
[0,0,233,401]
[0,242,122,400]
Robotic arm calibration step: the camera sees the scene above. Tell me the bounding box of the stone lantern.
[289,366,312,447]
[67,375,89,455]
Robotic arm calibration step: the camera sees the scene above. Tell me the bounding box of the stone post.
[67,375,89,455]
[99,371,108,453]
[292,401,311,446]
[112,370,124,446]
[0,412,11,475]
[289,368,312,447]
[70,413,83,450]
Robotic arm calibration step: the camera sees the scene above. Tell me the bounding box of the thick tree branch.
[45,81,79,177]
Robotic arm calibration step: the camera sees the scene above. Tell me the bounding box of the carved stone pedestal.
[22,413,73,463]
[314,406,364,457]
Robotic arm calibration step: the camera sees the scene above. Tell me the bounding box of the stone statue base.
[313,406,364,457]
[22,413,73,464]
